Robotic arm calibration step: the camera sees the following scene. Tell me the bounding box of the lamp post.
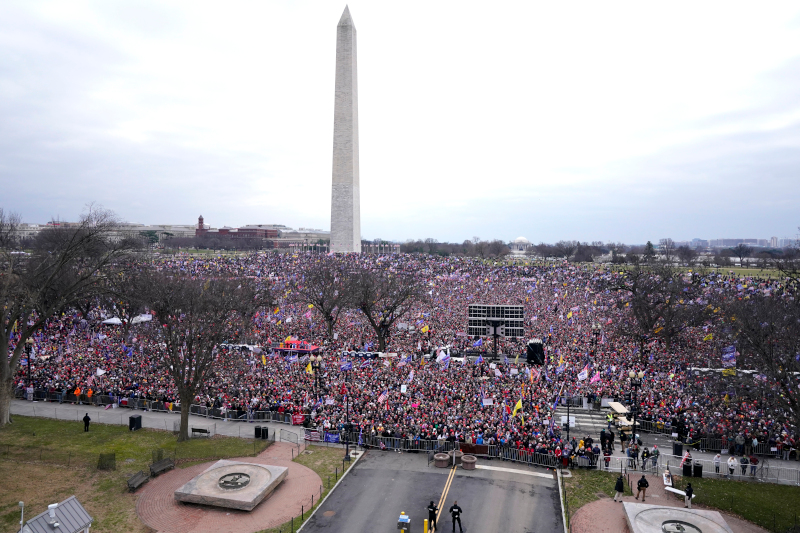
[25,338,34,387]
[19,501,24,532]
[343,367,351,462]
[628,370,645,445]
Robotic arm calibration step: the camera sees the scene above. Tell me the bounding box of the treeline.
[400,238,510,258]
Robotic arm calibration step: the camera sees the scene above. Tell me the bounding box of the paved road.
[10,399,306,442]
[303,451,563,533]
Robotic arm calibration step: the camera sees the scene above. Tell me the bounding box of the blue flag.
[340,360,353,371]
[475,354,484,365]
[472,338,483,347]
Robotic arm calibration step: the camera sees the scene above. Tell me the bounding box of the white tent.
[131,314,153,324]
[101,317,122,325]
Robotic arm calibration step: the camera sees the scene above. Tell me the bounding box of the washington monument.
[330,5,361,253]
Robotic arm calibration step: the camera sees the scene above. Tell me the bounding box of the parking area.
[302,451,563,533]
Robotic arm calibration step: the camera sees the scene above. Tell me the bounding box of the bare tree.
[349,266,427,352]
[554,240,578,260]
[486,239,510,258]
[0,205,138,426]
[659,238,676,264]
[731,243,752,266]
[138,273,268,441]
[290,256,352,341]
[676,245,698,267]
[597,263,712,351]
[726,288,800,431]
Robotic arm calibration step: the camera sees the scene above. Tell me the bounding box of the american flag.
[377,390,388,403]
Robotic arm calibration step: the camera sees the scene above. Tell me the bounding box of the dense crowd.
[10,252,798,460]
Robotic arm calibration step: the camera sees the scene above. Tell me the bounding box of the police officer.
[83,413,91,432]
[449,500,463,533]
[427,500,438,531]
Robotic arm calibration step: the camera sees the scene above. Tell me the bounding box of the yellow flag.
[285,335,292,343]
[262,354,267,365]
[274,307,280,315]
[512,398,523,416]
[421,325,429,333]
[559,354,564,366]
[308,304,314,308]
[703,333,713,341]
[514,353,519,365]
[306,362,313,374]
[567,311,573,319]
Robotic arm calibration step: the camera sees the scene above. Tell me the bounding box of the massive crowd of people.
[10,252,798,460]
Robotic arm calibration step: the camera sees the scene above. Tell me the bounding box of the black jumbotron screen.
[468,304,524,338]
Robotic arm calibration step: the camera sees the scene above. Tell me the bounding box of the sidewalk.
[10,399,306,442]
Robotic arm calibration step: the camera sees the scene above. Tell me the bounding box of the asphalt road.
[303,451,563,533]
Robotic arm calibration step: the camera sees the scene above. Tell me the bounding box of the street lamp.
[343,365,352,462]
[25,338,34,387]
[628,370,645,445]
[19,501,24,531]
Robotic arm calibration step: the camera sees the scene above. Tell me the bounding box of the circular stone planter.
[434,453,450,468]
[448,450,464,466]
[461,455,477,470]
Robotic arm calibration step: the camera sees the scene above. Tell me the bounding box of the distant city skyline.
[1,2,799,243]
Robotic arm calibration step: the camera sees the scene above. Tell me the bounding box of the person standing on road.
[449,500,463,533]
[713,453,721,474]
[613,475,625,502]
[685,483,694,509]
[83,413,91,432]
[427,500,438,531]
[635,475,649,502]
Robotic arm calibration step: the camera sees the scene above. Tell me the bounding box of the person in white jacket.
[727,455,737,478]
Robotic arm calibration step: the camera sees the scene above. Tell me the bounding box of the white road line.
[474,465,555,479]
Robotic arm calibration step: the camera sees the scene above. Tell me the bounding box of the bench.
[665,486,696,499]
[127,471,150,492]
[149,457,175,477]
[191,427,210,437]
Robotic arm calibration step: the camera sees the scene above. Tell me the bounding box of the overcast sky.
[1,1,799,244]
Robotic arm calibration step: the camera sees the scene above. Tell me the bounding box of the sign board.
[482,398,494,406]
[489,363,497,369]
[510,368,518,375]
[561,416,576,428]
[400,385,407,394]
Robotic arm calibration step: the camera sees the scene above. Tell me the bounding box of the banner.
[341,351,381,359]
[721,345,736,368]
[292,413,305,425]
[324,432,340,443]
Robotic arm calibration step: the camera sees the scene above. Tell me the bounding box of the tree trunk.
[378,332,386,352]
[178,398,191,442]
[0,378,13,426]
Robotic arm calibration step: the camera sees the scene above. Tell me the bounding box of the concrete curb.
[556,468,569,533]
[296,449,364,532]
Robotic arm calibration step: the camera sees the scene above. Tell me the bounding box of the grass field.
[564,468,632,525]
[257,445,355,533]
[0,416,270,533]
[563,468,800,532]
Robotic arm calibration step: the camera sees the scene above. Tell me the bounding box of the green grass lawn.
[563,468,632,526]
[0,416,270,533]
[563,468,800,532]
[257,445,355,533]
[681,476,800,532]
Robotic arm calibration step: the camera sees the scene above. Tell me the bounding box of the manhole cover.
[323,511,336,517]
[302,450,314,455]
[596,492,609,498]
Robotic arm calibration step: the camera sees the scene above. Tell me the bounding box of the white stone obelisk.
[330,5,361,253]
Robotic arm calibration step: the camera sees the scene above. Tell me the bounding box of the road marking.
[474,465,555,479]
[436,466,456,524]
